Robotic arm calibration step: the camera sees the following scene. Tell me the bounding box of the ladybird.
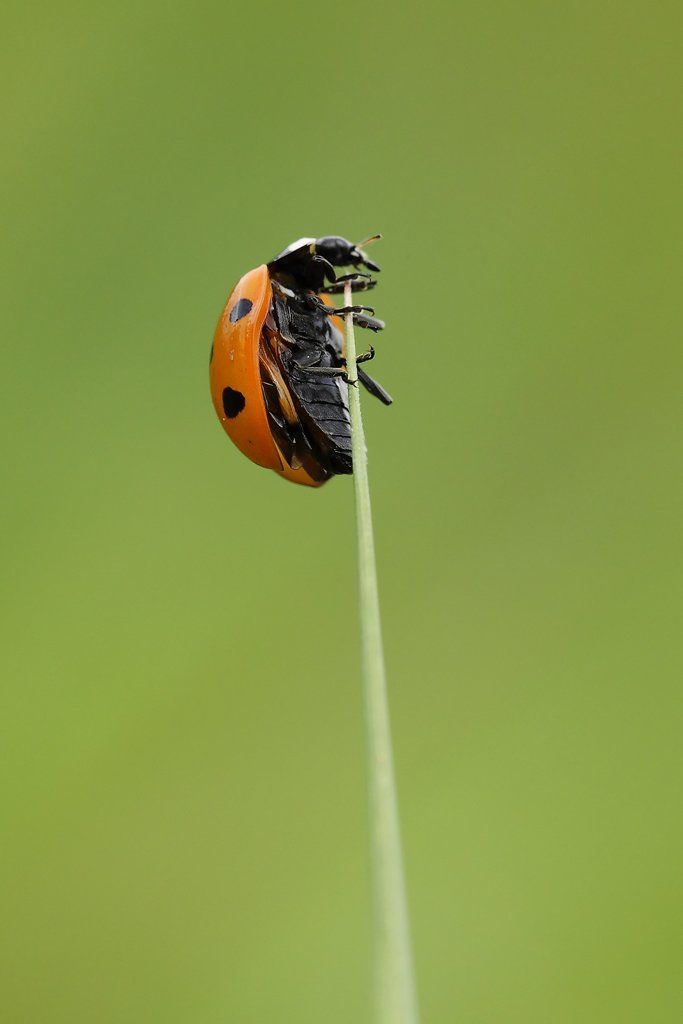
[209,235,392,487]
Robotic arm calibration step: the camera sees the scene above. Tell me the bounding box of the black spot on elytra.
[229,298,253,322]
[222,387,246,418]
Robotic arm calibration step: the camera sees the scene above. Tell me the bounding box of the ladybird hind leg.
[356,345,375,364]
[291,360,364,389]
[292,362,347,379]
[316,351,390,404]
[358,367,393,405]
[298,344,374,374]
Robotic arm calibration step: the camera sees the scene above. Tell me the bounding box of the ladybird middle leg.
[336,346,376,366]
[310,296,385,332]
[308,294,376,317]
[349,312,385,332]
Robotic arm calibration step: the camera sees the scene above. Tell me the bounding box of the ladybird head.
[269,234,381,291]
[314,235,381,273]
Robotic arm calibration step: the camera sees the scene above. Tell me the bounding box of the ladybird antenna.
[356,232,382,248]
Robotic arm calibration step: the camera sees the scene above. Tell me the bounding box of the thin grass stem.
[344,281,420,1024]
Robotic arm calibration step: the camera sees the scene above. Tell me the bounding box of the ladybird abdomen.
[285,368,353,475]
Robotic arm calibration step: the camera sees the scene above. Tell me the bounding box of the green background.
[2,2,681,1021]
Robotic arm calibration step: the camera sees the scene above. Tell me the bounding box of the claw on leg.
[356,345,375,364]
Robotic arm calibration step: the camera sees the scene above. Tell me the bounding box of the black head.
[314,235,381,274]
[268,234,381,291]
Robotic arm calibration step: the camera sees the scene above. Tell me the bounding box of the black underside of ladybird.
[261,235,392,481]
[269,291,352,476]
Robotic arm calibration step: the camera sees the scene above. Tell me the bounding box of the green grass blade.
[344,282,420,1024]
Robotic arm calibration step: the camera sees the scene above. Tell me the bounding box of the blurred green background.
[2,1,681,1021]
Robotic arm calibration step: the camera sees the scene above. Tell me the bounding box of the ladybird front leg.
[325,303,377,318]
[320,274,378,295]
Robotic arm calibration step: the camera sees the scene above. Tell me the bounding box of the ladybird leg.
[312,253,337,282]
[321,279,378,294]
[326,303,377,317]
[328,343,375,369]
[307,294,376,317]
[339,346,376,365]
[352,313,385,332]
[358,367,393,405]
[291,360,359,388]
[356,345,376,364]
[309,295,384,329]
[320,274,377,295]
[292,360,346,378]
